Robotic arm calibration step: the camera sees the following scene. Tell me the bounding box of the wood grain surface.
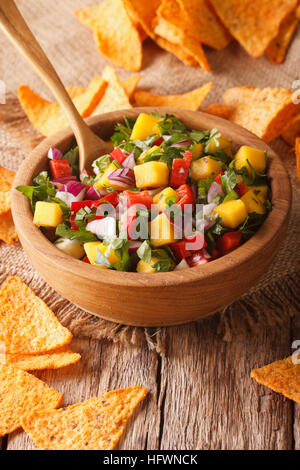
[4,312,298,450]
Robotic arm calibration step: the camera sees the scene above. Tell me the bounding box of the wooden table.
[1,311,299,450]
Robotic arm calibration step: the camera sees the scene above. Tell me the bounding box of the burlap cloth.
[0,0,299,353]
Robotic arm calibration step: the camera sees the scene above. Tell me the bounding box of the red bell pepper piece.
[176,184,195,208]
[96,192,119,207]
[170,232,207,260]
[186,250,209,267]
[169,151,193,188]
[235,182,248,198]
[217,231,242,255]
[211,248,221,259]
[154,137,164,146]
[82,256,90,264]
[110,147,127,165]
[70,215,79,231]
[71,200,97,214]
[214,172,225,185]
[50,160,71,179]
[122,190,153,210]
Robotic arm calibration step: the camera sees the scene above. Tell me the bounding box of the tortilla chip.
[21,386,147,450]
[251,355,300,403]
[18,76,107,136]
[122,0,161,38]
[0,166,15,192]
[121,75,141,100]
[281,114,300,146]
[134,82,213,111]
[296,137,300,180]
[0,363,63,436]
[209,0,298,57]
[266,6,300,64]
[0,191,11,215]
[92,66,132,116]
[0,277,72,354]
[223,86,300,142]
[74,3,147,42]
[2,346,81,371]
[155,37,197,66]
[157,0,230,51]
[0,211,18,245]
[82,0,142,72]
[202,103,232,120]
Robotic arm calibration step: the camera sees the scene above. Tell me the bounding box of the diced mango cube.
[190,156,222,180]
[134,161,169,189]
[136,257,159,274]
[130,113,161,141]
[206,134,232,157]
[234,146,266,175]
[192,143,204,160]
[214,200,247,229]
[137,145,160,164]
[153,187,179,211]
[33,201,63,228]
[248,185,268,202]
[83,241,120,267]
[150,213,178,247]
[241,189,266,215]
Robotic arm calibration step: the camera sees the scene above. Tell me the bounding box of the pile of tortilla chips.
[73,0,300,71]
[0,276,146,449]
[0,166,18,245]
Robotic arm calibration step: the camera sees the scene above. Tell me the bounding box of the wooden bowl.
[11,108,291,327]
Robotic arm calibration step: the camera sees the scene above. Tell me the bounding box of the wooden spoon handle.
[0,0,100,149]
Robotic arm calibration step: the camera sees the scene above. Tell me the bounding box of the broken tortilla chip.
[202,103,231,120]
[2,346,80,371]
[79,0,142,72]
[0,211,18,245]
[154,0,210,71]
[266,6,300,64]
[281,113,300,146]
[209,0,298,57]
[156,0,230,51]
[0,363,63,436]
[0,277,72,354]
[251,354,300,403]
[223,86,300,142]
[296,137,300,180]
[92,66,132,116]
[155,37,197,66]
[18,76,107,136]
[21,386,147,450]
[0,166,15,192]
[134,82,213,111]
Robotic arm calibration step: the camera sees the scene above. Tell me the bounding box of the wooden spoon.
[0,0,113,172]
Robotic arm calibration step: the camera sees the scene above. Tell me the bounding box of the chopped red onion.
[129,240,142,254]
[162,135,172,141]
[170,140,192,148]
[122,153,135,170]
[48,147,63,160]
[86,217,116,239]
[65,181,86,197]
[207,181,224,204]
[107,168,135,187]
[56,181,86,208]
[86,187,101,200]
[174,259,189,271]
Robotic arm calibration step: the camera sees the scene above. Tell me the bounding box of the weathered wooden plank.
[159,315,293,450]
[7,337,160,450]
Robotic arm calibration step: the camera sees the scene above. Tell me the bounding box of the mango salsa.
[190,156,222,180]
[136,257,159,274]
[130,113,161,141]
[84,241,120,267]
[134,161,169,188]
[150,213,178,247]
[192,143,204,160]
[137,145,160,164]
[33,201,63,228]
[153,187,179,211]
[234,146,266,175]
[214,200,247,229]
[93,162,131,191]
[241,189,266,215]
